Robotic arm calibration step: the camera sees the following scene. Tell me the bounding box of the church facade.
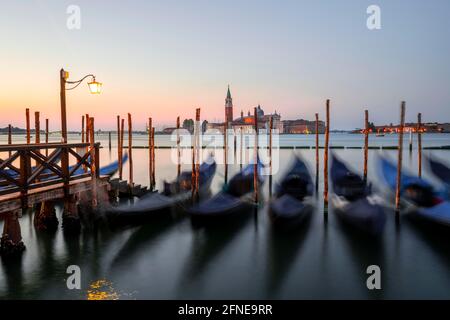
[206,86,283,133]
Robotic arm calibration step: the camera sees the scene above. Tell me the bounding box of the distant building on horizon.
[206,86,284,133]
[228,105,283,133]
[173,86,327,135]
[225,85,233,123]
[351,122,450,134]
[283,119,325,134]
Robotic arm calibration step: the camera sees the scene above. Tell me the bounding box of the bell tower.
[225,85,233,124]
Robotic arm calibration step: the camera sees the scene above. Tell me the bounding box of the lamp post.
[59,68,102,143]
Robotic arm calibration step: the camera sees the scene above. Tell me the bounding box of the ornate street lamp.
[88,78,102,94]
[60,68,102,143]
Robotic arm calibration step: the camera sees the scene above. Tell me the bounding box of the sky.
[0,0,449,131]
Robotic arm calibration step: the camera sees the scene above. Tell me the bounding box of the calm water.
[0,133,449,299]
[1,132,450,148]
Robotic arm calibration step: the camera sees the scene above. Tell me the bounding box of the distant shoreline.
[2,131,450,136]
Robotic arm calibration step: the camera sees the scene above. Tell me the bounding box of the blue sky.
[0,0,449,130]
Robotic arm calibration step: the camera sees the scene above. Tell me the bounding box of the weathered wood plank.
[0,176,109,215]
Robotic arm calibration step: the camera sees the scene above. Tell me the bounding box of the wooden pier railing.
[0,142,100,199]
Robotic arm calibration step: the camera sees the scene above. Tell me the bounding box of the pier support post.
[34,201,58,232]
[62,195,81,234]
[1,210,25,255]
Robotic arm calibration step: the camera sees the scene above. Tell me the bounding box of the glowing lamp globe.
[88,79,102,94]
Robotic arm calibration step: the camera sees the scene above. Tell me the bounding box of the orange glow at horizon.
[0,68,321,132]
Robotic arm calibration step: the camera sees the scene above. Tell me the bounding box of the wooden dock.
[109,177,148,198]
[0,142,109,255]
[0,176,108,216]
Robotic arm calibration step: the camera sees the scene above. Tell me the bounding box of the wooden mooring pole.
[120,118,125,180]
[82,115,85,143]
[33,111,39,168]
[269,117,273,175]
[409,128,413,152]
[269,116,273,197]
[191,113,197,200]
[240,126,243,169]
[116,115,121,179]
[151,127,156,190]
[36,114,58,232]
[395,101,406,214]
[85,113,90,156]
[35,112,40,144]
[89,117,98,207]
[363,109,369,183]
[35,112,40,163]
[85,114,90,144]
[177,116,181,177]
[26,108,30,144]
[234,134,237,163]
[324,100,330,211]
[128,113,133,187]
[45,119,49,157]
[417,113,422,178]
[253,107,259,204]
[315,113,319,193]
[108,132,112,150]
[82,116,89,173]
[195,108,201,200]
[148,117,153,187]
[224,117,229,184]
[8,124,12,157]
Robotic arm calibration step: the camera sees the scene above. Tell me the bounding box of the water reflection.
[178,215,252,289]
[109,216,176,270]
[334,214,386,299]
[1,145,450,299]
[265,216,311,297]
[87,279,119,300]
[404,214,450,269]
[0,255,24,299]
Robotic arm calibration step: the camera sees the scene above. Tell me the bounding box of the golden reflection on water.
[87,279,120,300]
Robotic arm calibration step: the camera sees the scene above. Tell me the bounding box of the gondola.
[97,153,129,177]
[379,156,450,227]
[330,154,386,235]
[426,156,450,191]
[67,153,129,178]
[188,158,265,225]
[269,155,314,228]
[106,156,216,226]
